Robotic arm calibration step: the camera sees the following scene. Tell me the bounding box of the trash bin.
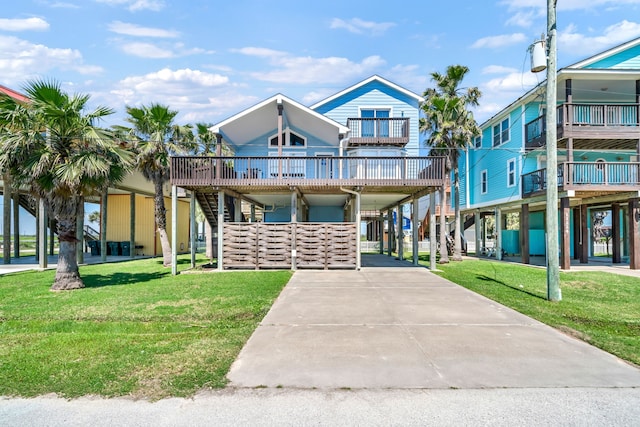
[120,241,131,256]
[88,240,100,256]
[107,241,121,256]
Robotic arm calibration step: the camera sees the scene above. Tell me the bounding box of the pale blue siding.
[313,80,421,156]
[584,45,640,69]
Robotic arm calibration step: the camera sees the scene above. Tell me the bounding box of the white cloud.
[116,40,213,58]
[109,68,251,124]
[330,17,395,36]
[482,65,518,74]
[108,21,179,38]
[559,20,640,55]
[0,35,102,84]
[94,0,165,12]
[471,33,527,49]
[0,17,49,32]
[505,11,537,27]
[232,47,288,58]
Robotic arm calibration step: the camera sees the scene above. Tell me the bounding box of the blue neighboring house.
[458,37,640,270]
[171,75,445,270]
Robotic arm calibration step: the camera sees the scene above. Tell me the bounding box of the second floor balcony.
[525,103,640,150]
[171,155,445,190]
[346,117,410,147]
[522,161,640,197]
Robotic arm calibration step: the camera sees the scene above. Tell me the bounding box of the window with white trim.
[474,135,482,149]
[492,118,509,147]
[268,128,306,148]
[360,108,390,138]
[507,158,516,187]
[481,170,488,194]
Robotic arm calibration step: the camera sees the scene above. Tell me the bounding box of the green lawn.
[0,256,291,400]
[424,257,640,367]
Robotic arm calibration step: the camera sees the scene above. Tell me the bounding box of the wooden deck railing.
[171,155,445,187]
[522,161,640,196]
[346,117,410,146]
[525,103,640,149]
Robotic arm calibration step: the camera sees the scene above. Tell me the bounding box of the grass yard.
[0,256,291,400]
[424,257,640,367]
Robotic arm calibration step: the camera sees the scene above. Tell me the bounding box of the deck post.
[474,210,481,258]
[412,197,419,265]
[628,197,640,269]
[495,207,502,260]
[76,199,84,265]
[100,191,107,262]
[291,190,297,271]
[38,198,47,269]
[355,191,361,270]
[3,175,11,264]
[573,207,581,259]
[580,204,589,263]
[612,203,621,264]
[217,190,224,271]
[521,204,530,265]
[386,209,392,257]
[560,197,571,270]
[234,198,242,222]
[429,192,437,270]
[13,192,19,259]
[250,204,256,223]
[190,191,196,268]
[171,185,178,276]
[396,203,403,261]
[130,193,136,259]
[379,211,384,255]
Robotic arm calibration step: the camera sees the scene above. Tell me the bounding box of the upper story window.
[493,117,510,147]
[507,159,516,187]
[269,128,306,148]
[361,108,390,138]
[481,170,488,194]
[474,135,482,149]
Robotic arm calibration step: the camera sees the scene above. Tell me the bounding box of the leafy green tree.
[0,80,132,290]
[120,103,194,266]
[421,65,481,262]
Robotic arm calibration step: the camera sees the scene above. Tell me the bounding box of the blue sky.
[2,0,640,130]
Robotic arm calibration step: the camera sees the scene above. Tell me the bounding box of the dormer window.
[269,128,306,148]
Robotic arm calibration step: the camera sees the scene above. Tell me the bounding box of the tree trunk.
[154,179,172,266]
[452,166,463,261]
[439,184,449,264]
[51,198,83,290]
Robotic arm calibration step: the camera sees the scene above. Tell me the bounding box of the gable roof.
[0,85,28,103]
[568,37,640,69]
[310,75,423,110]
[210,94,349,148]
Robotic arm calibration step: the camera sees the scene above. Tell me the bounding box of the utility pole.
[546,0,561,301]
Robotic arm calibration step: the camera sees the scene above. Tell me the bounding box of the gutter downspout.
[340,186,361,270]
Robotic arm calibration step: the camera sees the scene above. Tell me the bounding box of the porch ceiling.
[240,191,416,211]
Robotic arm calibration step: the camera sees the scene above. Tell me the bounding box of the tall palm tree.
[121,103,194,266]
[421,65,481,262]
[0,80,132,290]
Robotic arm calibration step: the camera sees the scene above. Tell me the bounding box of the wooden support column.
[355,191,361,270]
[412,198,419,266]
[291,190,297,271]
[250,204,256,223]
[429,192,437,270]
[495,208,502,260]
[612,203,621,264]
[190,192,196,268]
[396,203,403,260]
[13,192,19,259]
[580,204,589,263]
[234,198,242,222]
[474,210,481,258]
[76,199,84,265]
[629,198,640,270]
[217,190,224,271]
[378,211,384,255]
[521,204,530,265]
[171,185,178,276]
[386,210,392,257]
[38,198,47,269]
[3,175,11,264]
[560,197,571,270]
[100,192,107,262]
[130,193,136,259]
[573,208,581,260]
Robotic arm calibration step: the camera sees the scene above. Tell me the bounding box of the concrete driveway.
[227,256,640,389]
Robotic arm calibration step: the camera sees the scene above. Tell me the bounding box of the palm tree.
[421,65,481,262]
[121,103,194,266]
[0,80,132,290]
